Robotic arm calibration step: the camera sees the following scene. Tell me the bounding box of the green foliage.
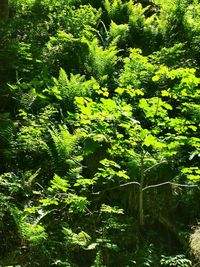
[150,43,190,68]
[160,254,192,267]
[119,48,156,89]
[0,0,200,266]
[133,244,158,267]
[44,68,97,111]
[91,251,106,267]
[15,106,57,154]
[182,167,200,181]
[62,227,91,248]
[128,3,149,32]
[0,113,15,145]
[104,0,134,24]
[85,37,119,81]
[100,204,124,214]
[109,21,129,45]
[0,173,21,220]
[20,223,47,246]
[49,125,80,160]
[50,174,70,192]
[42,30,89,74]
[11,207,47,246]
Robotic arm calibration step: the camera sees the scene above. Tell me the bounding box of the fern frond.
[49,125,80,161]
[0,115,15,146]
[49,68,95,108]
[20,89,37,109]
[86,37,119,79]
[28,168,41,186]
[104,0,134,24]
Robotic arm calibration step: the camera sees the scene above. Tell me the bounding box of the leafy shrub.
[160,254,192,267]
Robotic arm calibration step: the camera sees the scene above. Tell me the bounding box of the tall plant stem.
[139,155,144,227]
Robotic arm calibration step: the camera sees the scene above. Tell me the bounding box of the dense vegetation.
[0,0,200,266]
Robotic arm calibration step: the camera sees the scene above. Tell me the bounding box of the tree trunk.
[139,156,144,226]
[0,0,9,20]
[139,183,144,226]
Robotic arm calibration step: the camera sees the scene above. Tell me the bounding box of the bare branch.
[144,160,167,174]
[143,181,198,191]
[92,179,198,195]
[92,181,140,195]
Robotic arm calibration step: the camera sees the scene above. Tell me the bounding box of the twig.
[144,160,167,174]
[35,182,44,190]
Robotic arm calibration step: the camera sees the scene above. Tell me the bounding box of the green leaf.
[115,87,125,95]
[100,204,124,214]
[116,170,130,180]
[39,198,59,206]
[86,243,98,250]
[152,75,160,82]
[143,135,156,147]
[51,174,69,192]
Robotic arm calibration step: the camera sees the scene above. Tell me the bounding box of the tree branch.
[92,180,198,195]
[143,181,198,191]
[144,160,167,174]
[92,181,140,195]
